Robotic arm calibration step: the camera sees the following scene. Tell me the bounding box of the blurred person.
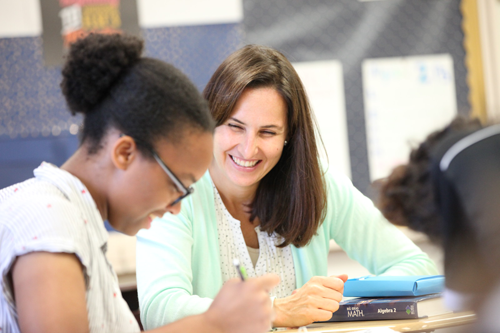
[378,116,500,315]
[0,34,279,333]
[136,44,438,329]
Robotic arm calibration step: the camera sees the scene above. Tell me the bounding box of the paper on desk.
[350,328,398,333]
[315,327,397,333]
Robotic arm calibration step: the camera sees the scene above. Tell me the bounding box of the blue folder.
[343,275,445,297]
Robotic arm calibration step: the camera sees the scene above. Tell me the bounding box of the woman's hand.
[273,274,348,327]
[204,274,280,333]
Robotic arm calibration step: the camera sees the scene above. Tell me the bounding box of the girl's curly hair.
[60,33,214,155]
[378,116,482,243]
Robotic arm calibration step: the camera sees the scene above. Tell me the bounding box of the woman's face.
[211,87,287,190]
[108,130,213,235]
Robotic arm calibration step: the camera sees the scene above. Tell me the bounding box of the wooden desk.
[276,311,476,332]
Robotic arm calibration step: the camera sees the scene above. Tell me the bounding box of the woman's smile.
[229,154,262,169]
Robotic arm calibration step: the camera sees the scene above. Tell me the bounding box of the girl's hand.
[205,274,280,333]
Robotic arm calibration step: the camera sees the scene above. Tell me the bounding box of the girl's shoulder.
[1,178,88,249]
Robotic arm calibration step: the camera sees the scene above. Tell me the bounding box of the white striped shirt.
[0,162,140,333]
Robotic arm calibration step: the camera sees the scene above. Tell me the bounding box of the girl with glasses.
[0,34,278,333]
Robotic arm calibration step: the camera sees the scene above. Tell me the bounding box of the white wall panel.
[363,54,457,181]
[293,60,351,178]
[0,0,243,38]
[0,0,41,38]
[137,0,242,28]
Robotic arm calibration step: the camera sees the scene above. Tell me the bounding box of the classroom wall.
[0,0,242,188]
[0,0,469,196]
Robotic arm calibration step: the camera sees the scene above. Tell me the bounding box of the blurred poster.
[293,60,351,178]
[363,54,457,181]
[40,0,140,66]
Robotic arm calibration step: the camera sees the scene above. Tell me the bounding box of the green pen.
[233,258,247,281]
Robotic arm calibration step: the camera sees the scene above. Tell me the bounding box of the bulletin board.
[363,54,457,181]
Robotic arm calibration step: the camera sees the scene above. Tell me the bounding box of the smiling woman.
[136,44,439,330]
[0,34,279,333]
[204,45,327,249]
[210,87,288,192]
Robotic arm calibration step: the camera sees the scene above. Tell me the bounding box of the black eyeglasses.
[121,134,194,206]
[151,150,194,207]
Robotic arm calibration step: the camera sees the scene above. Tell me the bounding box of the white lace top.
[212,181,296,298]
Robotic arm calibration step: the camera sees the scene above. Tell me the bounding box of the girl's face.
[108,130,213,235]
[211,87,287,190]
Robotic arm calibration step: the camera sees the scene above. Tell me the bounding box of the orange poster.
[40,0,140,66]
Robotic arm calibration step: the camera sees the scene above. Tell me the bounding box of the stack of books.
[320,275,451,322]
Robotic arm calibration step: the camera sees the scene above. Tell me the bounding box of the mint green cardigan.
[136,169,438,330]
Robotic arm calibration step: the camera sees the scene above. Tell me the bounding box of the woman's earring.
[284,141,288,146]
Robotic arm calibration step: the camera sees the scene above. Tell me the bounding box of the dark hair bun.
[61,33,144,115]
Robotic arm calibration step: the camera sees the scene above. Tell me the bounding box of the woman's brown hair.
[203,45,327,247]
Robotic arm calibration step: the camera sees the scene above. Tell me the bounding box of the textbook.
[322,294,450,322]
[343,275,445,297]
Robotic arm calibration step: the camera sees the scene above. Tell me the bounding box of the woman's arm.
[269,170,438,328]
[326,170,439,276]
[136,211,216,329]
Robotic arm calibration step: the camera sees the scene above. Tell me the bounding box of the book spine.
[328,301,419,322]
